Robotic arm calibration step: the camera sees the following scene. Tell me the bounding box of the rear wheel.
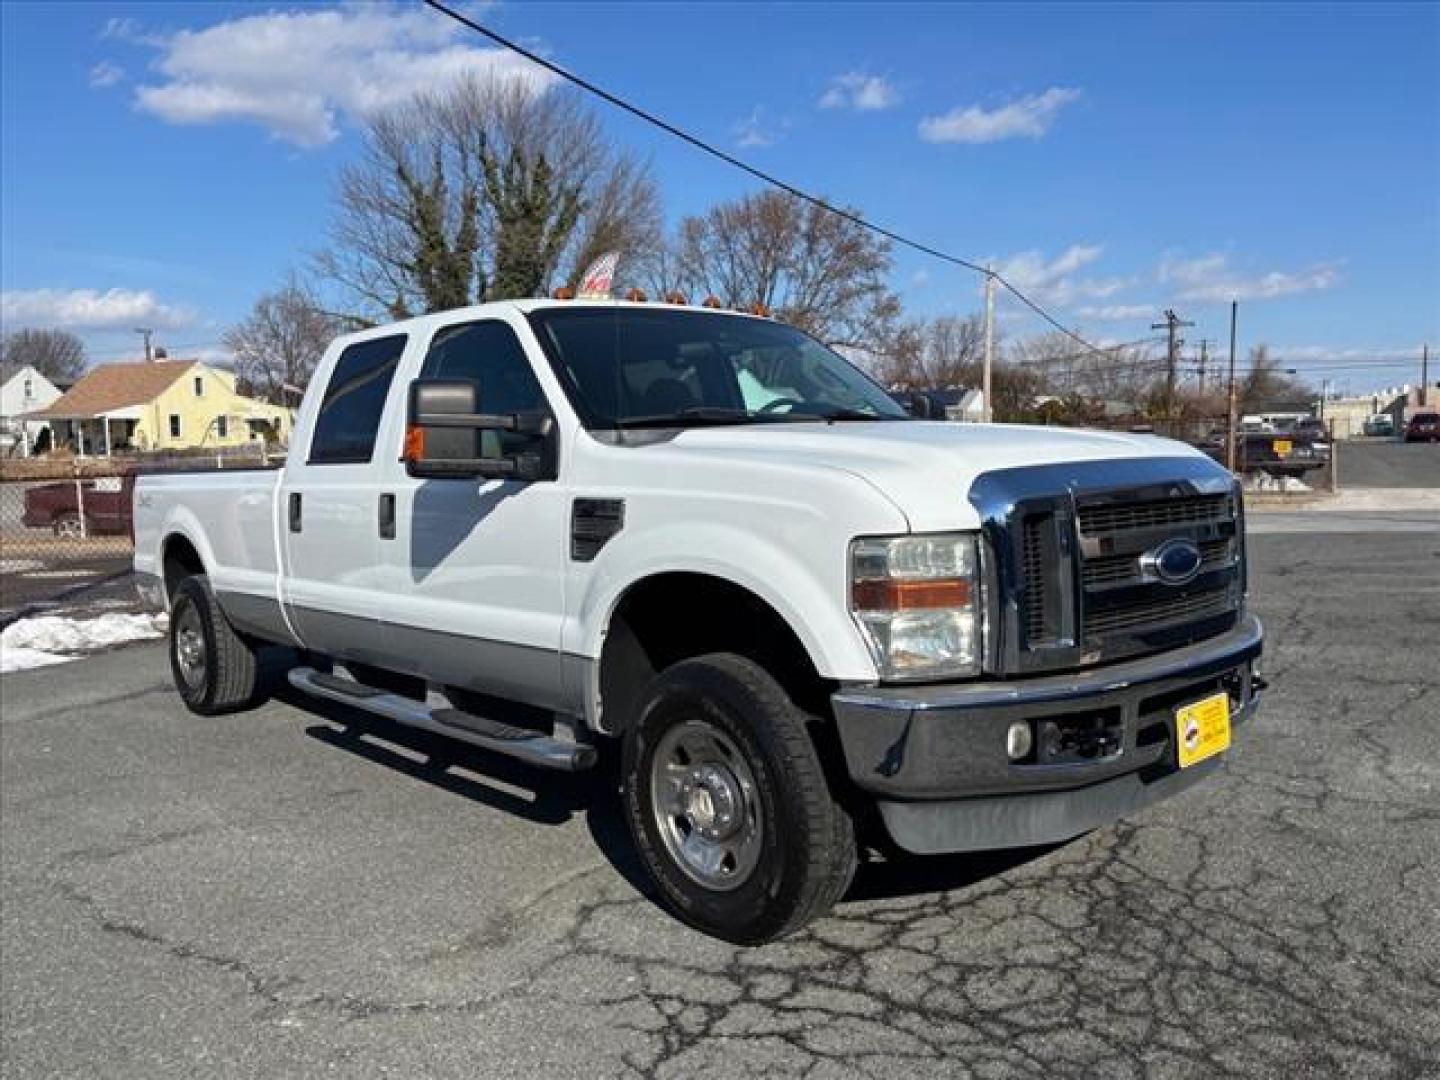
[53,513,84,539]
[169,575,261,715]
[622,653,856,944]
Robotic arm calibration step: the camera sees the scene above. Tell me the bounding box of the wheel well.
[162,535,205,604]
[598,572,833,733]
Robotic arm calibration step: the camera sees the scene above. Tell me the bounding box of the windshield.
[527,307,909,429]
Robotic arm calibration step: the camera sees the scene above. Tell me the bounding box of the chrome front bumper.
[831,614,1264,853]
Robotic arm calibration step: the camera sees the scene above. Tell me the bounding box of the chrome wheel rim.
[650,719,763,892]
[174,605,207,690]
[56,517,83,539]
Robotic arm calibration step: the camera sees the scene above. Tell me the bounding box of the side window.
[308,334,406,465]
[421,321,549,457]
[168,414,181,439]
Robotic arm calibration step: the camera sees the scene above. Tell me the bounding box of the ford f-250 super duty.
[133,300,1264,944]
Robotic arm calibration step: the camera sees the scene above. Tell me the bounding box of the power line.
[418,0,1112,359]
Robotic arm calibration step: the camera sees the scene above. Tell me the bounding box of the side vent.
[571,498,625,562]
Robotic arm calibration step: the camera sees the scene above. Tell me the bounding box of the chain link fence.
[1,445,279,572]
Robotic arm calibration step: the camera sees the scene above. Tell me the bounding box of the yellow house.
[31,359,293,455]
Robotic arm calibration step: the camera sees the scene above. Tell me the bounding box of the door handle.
[378,492,396,539]
[288,492,302,533]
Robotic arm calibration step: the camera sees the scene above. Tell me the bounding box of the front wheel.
[169,575,261,715]
[622,653,856,944]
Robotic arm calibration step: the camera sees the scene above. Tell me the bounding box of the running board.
[288,667,597,772]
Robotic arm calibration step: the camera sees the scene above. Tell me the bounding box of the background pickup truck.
[1195,427,1328,478]
[134,299,1264,943]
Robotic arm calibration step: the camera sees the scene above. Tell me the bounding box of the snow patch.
[1,613,167,674]
[1243,472,1312,493]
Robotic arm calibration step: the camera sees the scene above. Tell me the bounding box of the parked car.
[1363,414,1396,438]
[133,299,1264,943]
[1194,429,1327,478]
[1405,412,1440,442]
[23,473,136,537]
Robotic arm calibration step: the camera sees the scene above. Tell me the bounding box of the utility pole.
[1226,301,1240,473]
[982,266,995,423]
[1152,309,1195,418]
[1196,339,1212,394]
[1422,343,1430,407]
[135,327,154,363]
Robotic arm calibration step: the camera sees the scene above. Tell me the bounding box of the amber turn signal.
[852,578,971,611]
[402,425,425,462]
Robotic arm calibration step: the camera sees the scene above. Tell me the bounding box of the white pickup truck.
[134,299,1264,943]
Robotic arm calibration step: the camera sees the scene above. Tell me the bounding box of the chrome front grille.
[1078,493,1231,535]
[1006,480,1241,672]
[1081,537,1233,589]
[1084,587,1235,635]
[969,456,1245,675]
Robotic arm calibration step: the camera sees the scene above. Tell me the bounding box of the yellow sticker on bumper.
[1176,691,1231,768]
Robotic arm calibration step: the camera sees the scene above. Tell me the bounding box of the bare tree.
[222,277,341,404]
[318,74,662,316]
[0,328,86,383]
[1239,344,1314,411]
[676,190,900,351]
[869,315,985,388]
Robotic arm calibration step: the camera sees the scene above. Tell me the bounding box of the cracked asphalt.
[3,524,1438,1079]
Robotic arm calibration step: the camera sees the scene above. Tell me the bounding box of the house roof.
[28,360,196,419]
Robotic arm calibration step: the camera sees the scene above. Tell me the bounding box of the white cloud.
[1074,303,1154,321]
[1158,253,1343,302]
[910,269,931,289]
[88,61,124,89]
[125,6,552,148]
[993,244,1129,307]
[1,288,191,331]
[919,87,1080,144]
[734,106,785,149]
[820,72,900,111]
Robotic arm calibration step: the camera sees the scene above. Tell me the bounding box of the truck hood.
[663,420,1211,531]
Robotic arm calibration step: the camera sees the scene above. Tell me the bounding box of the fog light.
[1006,721,1033,762]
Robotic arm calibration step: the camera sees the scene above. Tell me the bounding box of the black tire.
[169,575,261,715]
[622,653,856,945]
[53,512,84,539]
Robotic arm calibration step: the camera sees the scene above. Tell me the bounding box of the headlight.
[850,532,981,681]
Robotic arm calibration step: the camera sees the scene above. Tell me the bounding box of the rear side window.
[308,334,406,464]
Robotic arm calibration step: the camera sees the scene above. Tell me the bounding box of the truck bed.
[132,470,285,603]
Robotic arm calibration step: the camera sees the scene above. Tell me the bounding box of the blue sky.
[2,1,1436,394]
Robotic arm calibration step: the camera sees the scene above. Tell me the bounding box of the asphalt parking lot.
[1335,437,1438,488]
[3,514,1438,1080]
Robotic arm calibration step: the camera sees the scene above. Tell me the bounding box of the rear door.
[280,332,408,658]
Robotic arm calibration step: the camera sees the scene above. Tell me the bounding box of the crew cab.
[133,300,1264,943]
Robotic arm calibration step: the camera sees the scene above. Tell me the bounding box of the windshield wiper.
[787,408,895,423]
[613,407,758,429]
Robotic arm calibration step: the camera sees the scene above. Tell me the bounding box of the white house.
[0,365,64,457]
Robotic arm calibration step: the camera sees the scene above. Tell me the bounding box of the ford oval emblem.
[1141,538,1204,586]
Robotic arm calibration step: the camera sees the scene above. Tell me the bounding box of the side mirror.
[402,378,555,481]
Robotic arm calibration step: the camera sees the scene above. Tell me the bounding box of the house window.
[169,414,181,439]
[194,376,204,397]
[216,415,228,439]
[23,379,33,399]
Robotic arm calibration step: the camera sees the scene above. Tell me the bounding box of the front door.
[280,332,408,659]
[373,317,568,709]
